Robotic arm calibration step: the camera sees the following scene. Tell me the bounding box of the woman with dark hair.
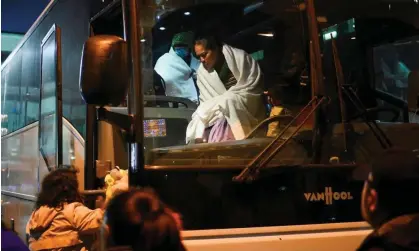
[26,168,104,251]
[186,35,266,144]
[105,188,186,251]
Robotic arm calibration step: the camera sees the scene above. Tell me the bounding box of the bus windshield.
[136,0,419,169]
[141,0,312,168]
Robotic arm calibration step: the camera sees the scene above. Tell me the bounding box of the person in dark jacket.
[357,148,419,251]
[1,220,30,251]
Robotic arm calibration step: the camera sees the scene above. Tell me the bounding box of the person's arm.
[72,203,104,234]
[197,73,206,104]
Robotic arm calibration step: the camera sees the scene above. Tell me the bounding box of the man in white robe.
[154,31,200,103]
[186,36,266,144]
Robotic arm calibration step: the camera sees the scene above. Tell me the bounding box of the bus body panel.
[184,229,371,251]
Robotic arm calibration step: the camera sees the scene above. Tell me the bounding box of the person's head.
[35,168,83,210]
[194,36,223,71]
[105,188,185,251]
[172,31,194,61]
[361,148,419,228]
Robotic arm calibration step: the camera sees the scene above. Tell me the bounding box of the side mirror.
[79,35,129,106]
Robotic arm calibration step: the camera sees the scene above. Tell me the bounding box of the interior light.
[184,11,191,16]
[351,37,356,40]
[140,39,146,42]
[159,27,166,31]
[323,31,337,41]
[258,32,274,37]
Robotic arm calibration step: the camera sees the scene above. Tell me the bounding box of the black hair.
[35,168,83,210]
[367,148,419,219]
[106,188,185,251]
[371,180,419,220]
[194,35,223,51]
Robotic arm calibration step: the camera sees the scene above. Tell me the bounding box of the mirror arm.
[97,107,135,142]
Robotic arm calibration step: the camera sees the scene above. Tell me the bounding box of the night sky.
[2,0,50,34]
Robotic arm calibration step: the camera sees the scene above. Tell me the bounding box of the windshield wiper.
[233,96,328,183]
[330,41,393,150]
[342,85,393,149]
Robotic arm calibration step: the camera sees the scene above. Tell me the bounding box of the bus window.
[140,0,312,167]
[1,51,24,134]
[372,36,419,123]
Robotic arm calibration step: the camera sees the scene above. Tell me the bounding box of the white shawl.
[154,48,200,102]
[186,44,265,143]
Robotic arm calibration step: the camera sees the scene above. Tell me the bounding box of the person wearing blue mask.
[154,31,200,103]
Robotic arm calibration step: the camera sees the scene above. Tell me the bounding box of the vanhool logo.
[304,187,353,205]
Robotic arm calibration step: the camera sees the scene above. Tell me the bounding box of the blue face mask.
[174,47,190,59]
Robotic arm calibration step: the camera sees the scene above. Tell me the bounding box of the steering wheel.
[347,106,400,122]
